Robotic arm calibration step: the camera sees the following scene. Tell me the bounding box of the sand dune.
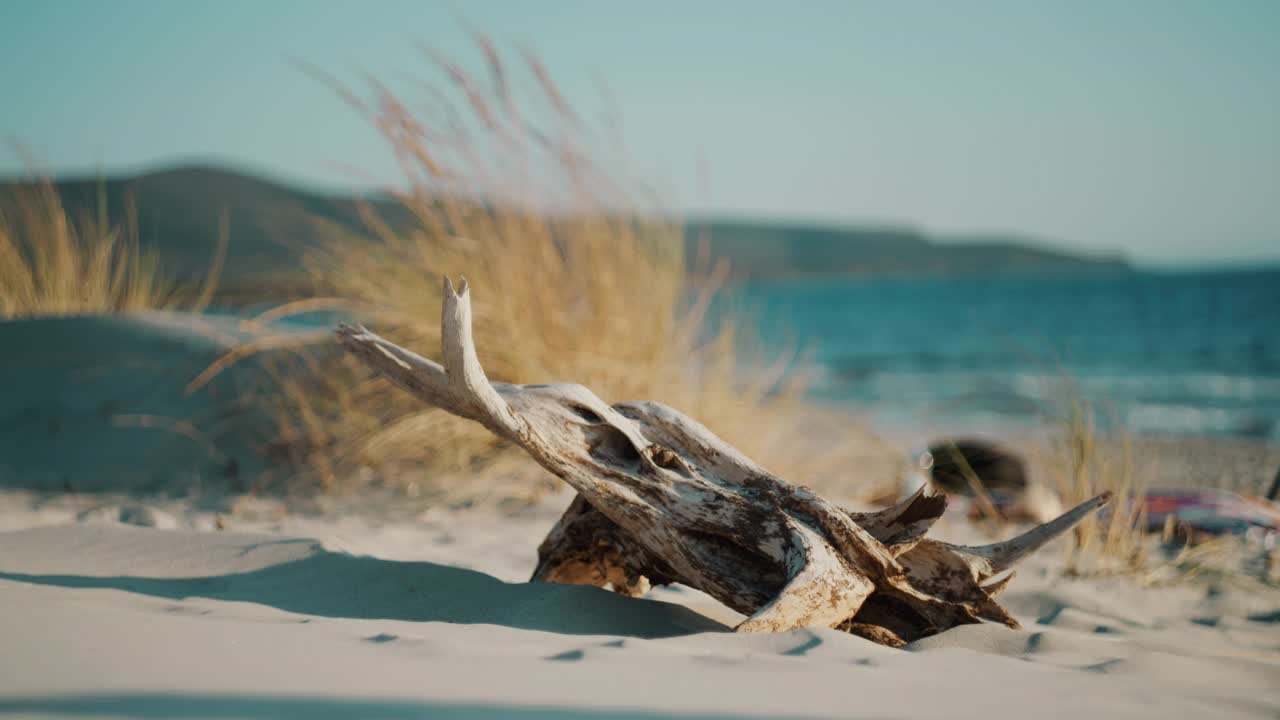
[2,501,1277,719]
[0,312,319,495]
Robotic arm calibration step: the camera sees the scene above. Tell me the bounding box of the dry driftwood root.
[335,278,1111,646]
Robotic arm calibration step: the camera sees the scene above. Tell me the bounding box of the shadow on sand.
[0,540,727,639]
[0,693,754,720]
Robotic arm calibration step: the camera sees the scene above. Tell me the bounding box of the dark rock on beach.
[926,438,1028,494]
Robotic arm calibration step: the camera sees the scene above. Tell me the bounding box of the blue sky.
[2,0,1278,265]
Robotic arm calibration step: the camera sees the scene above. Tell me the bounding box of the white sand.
[2,490,1278,720]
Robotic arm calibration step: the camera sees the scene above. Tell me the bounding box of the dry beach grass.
[243,39,905,501]
[0,172,224,319]
[1041,392,1150,576]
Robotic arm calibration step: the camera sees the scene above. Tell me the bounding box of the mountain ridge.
[1,165,1131,292]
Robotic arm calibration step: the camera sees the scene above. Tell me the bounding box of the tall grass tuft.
[1038,387,1150,575]
[255,39,903,502]
[0,174,223,319]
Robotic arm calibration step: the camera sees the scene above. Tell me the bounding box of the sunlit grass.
[0,174,223,319]
[1036,386,1150,575]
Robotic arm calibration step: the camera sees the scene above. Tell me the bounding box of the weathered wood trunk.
[336,278,1110,645]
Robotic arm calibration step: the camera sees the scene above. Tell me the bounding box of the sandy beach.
[0,477,1276,720]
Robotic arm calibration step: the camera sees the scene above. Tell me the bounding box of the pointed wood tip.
[442,276,471,301]
[1071,491,1115,517]
[973,490,1116,572]
[333,322,369,341]
[899,484,948,525]
[980,570,1016,597]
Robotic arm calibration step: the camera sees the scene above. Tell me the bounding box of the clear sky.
[2,0,1278,266]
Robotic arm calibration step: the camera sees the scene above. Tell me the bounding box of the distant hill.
[684,220,1130,277]
[0,166,414,296]
[1,166,1129,295]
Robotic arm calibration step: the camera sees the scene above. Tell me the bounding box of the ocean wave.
[753,269,1280,440]
[1123,403,1275,439]
[814,365,1280,402]
[808,365,1280,440]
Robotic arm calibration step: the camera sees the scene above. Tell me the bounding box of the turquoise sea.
[740,268,1280,441]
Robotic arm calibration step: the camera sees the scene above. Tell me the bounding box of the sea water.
[738,268,1280,441]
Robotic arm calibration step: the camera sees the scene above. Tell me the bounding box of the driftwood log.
[335,278,1111,646]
